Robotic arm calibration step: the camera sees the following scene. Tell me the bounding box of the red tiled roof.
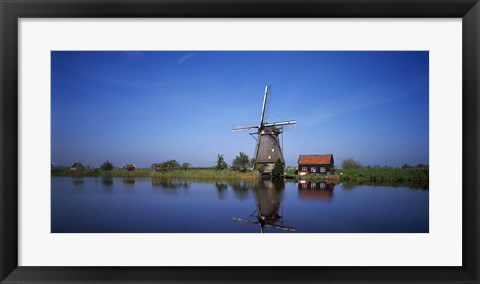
[298,154,333,165]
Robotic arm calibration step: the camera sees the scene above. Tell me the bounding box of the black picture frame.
[1,0,479,283]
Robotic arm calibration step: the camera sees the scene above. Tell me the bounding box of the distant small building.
[151,163,163,171]
[297,154,335,175]
[122,164,136,171]
[70,162,85,171]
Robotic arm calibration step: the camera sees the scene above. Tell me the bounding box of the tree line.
[216,152,284,179]
[53,152,286,179]
[341,158,428,169]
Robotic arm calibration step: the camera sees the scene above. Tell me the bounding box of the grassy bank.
[52,166,428,184]
[52,167,259,179]
[296,174,340,182]
[115,168,259,179]
[296,167,428,184]
[338,167,428,183]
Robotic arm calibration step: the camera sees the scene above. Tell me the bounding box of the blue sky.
[51,51,428,168]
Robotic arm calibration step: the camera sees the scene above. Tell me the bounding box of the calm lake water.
[51,177,428,233]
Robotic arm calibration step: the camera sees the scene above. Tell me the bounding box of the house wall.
[151,165,162,171]
[70,165,84,171]
[298,163,334,174]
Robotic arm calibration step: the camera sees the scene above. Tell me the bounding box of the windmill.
[232,86,296,173]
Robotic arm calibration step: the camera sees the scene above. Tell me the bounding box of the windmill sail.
[232,125,259,132]
[263,120,296,127]
[259,85,269,126]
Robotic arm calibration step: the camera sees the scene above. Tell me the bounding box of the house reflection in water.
[297,180,335,202]
[123,177,136,187]
[233,179,296,233]
[71,178,84,186]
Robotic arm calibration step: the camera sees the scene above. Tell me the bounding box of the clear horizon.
[51,51,429,168]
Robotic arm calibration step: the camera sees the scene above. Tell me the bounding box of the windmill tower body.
[255,126,284,172]
[233,86,296,173]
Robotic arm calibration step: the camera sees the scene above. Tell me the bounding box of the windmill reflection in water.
[233,179,296,233]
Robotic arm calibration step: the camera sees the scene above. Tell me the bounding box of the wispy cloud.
[95,76,172,89]
[307,100,379,124]
[303,92,410,127]
[177,52,194,64]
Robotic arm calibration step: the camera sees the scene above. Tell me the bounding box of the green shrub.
[284,167,296,175]
[272,158,284,180]
[341,158,362,169]
[100,160,113,171]
[256,164,266,173]
[231,152,251,172]
[216,154,228,170]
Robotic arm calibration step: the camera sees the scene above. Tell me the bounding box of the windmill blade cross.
[232,125,259,132]
[280,124,296,132]
[232,85,296,172]
[264,224,296,232]
[233,217,296,232]
[233,217,260,224]
[263,120,297,127]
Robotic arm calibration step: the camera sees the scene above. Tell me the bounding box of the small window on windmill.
[271,148,275,152]
[268,154,271,159]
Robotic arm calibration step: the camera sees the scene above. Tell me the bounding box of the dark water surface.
[51,177,428,233]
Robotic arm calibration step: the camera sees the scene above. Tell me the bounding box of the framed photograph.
[1,0,479,283]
